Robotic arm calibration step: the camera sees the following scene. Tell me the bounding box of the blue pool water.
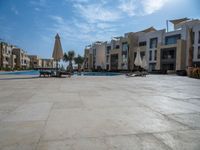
[0,70,39,75]
[0,70,122,76]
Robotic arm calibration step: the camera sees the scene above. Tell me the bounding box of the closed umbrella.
[52,33,63,71]
[141,56,147,70]
[134,49,142,67]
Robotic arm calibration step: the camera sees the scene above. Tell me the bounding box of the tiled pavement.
[0,75,200,150]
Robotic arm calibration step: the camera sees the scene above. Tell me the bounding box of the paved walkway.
[0,75,200,150]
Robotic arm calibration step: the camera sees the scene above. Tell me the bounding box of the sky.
[0,0,199,58]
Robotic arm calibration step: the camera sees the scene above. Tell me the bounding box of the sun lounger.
[126,71,148,77]
[57,71,72,77]
[39,70,52,77]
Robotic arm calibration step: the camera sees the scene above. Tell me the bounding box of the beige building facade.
[12,48,30,69]
[28,55,42,69]
[0,42,56,70]
[42,59,56,68]
[84,18,200,72]
[0,42,16,69]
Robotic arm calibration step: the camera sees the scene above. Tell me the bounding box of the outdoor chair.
[126,71,147,77]
[39,70,52,77]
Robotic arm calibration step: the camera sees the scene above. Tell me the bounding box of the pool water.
[0,70,39,75]
[0,70,122,76]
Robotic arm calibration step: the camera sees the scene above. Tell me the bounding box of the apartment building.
[42,59,56,68]
[84,18,200,72]
[0,41,57,70]
[148,18,200,72]
[105,42,111,70]
[12,48,30,69]
[84,42,107,71]
[28,55,42,69]
[0,42,16,69]
[126,27,156,71]
[83,45,91,70]
[110,37,122,71]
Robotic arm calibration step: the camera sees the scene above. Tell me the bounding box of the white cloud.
[34,7,41,11]
[96,23,112,29]
[49,15,64,24]
[68,0,89,3]
[118,0,170,16]
[30,0,46,6]
[118,0,136,16]
[47,14,117,44]
[141,0,169,15]
[73,3,121,23]
[11,6,19,15]
[44,0,171,48]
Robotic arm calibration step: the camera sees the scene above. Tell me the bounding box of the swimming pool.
[0,70,39,75]
[0,70,122,76]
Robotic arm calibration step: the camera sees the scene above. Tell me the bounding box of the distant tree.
[63,50,75,72]
[74,54,84,71]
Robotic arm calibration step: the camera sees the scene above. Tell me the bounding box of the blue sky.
[0,0,199,58]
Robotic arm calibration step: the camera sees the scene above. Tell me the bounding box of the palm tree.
[74,54,84,71]
[63,50,75,72]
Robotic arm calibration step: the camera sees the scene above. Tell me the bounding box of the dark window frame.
[139,41,146,47]
[150,38,158,49]
[149,51,152,61]
[192,32,195,44]
[106,46,111,54]
[198,46,200,59]
[154,50,157,61]
[115,45,120,49]
[198,31,200,44]
[165,34,181,45]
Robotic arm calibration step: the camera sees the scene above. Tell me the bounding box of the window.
[192,32,195,44]
[162,49,176,59]
[198,46,200,59]
[106,46,111,54]
[122,43,128,70]
[106,56,109,63]
[154,50,157,61]
[115,45,120,49]
[198,31,200,44]
[150,38,158,49]
[93,49,96,56]
[149,51,152,61]
[122,42,128,52]
[139,41,146,46]
[165,34,181,45]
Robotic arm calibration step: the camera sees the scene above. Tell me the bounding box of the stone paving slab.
[2,102,53,122]
[37,134,171,150]
[133,95,200,115]
[0,121,45,149]
[0,75,200,150]
[154,130,200,150]
[167,113,200,129]
[41,107,188,141]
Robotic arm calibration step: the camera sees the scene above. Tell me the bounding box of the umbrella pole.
[56,60,58,76]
